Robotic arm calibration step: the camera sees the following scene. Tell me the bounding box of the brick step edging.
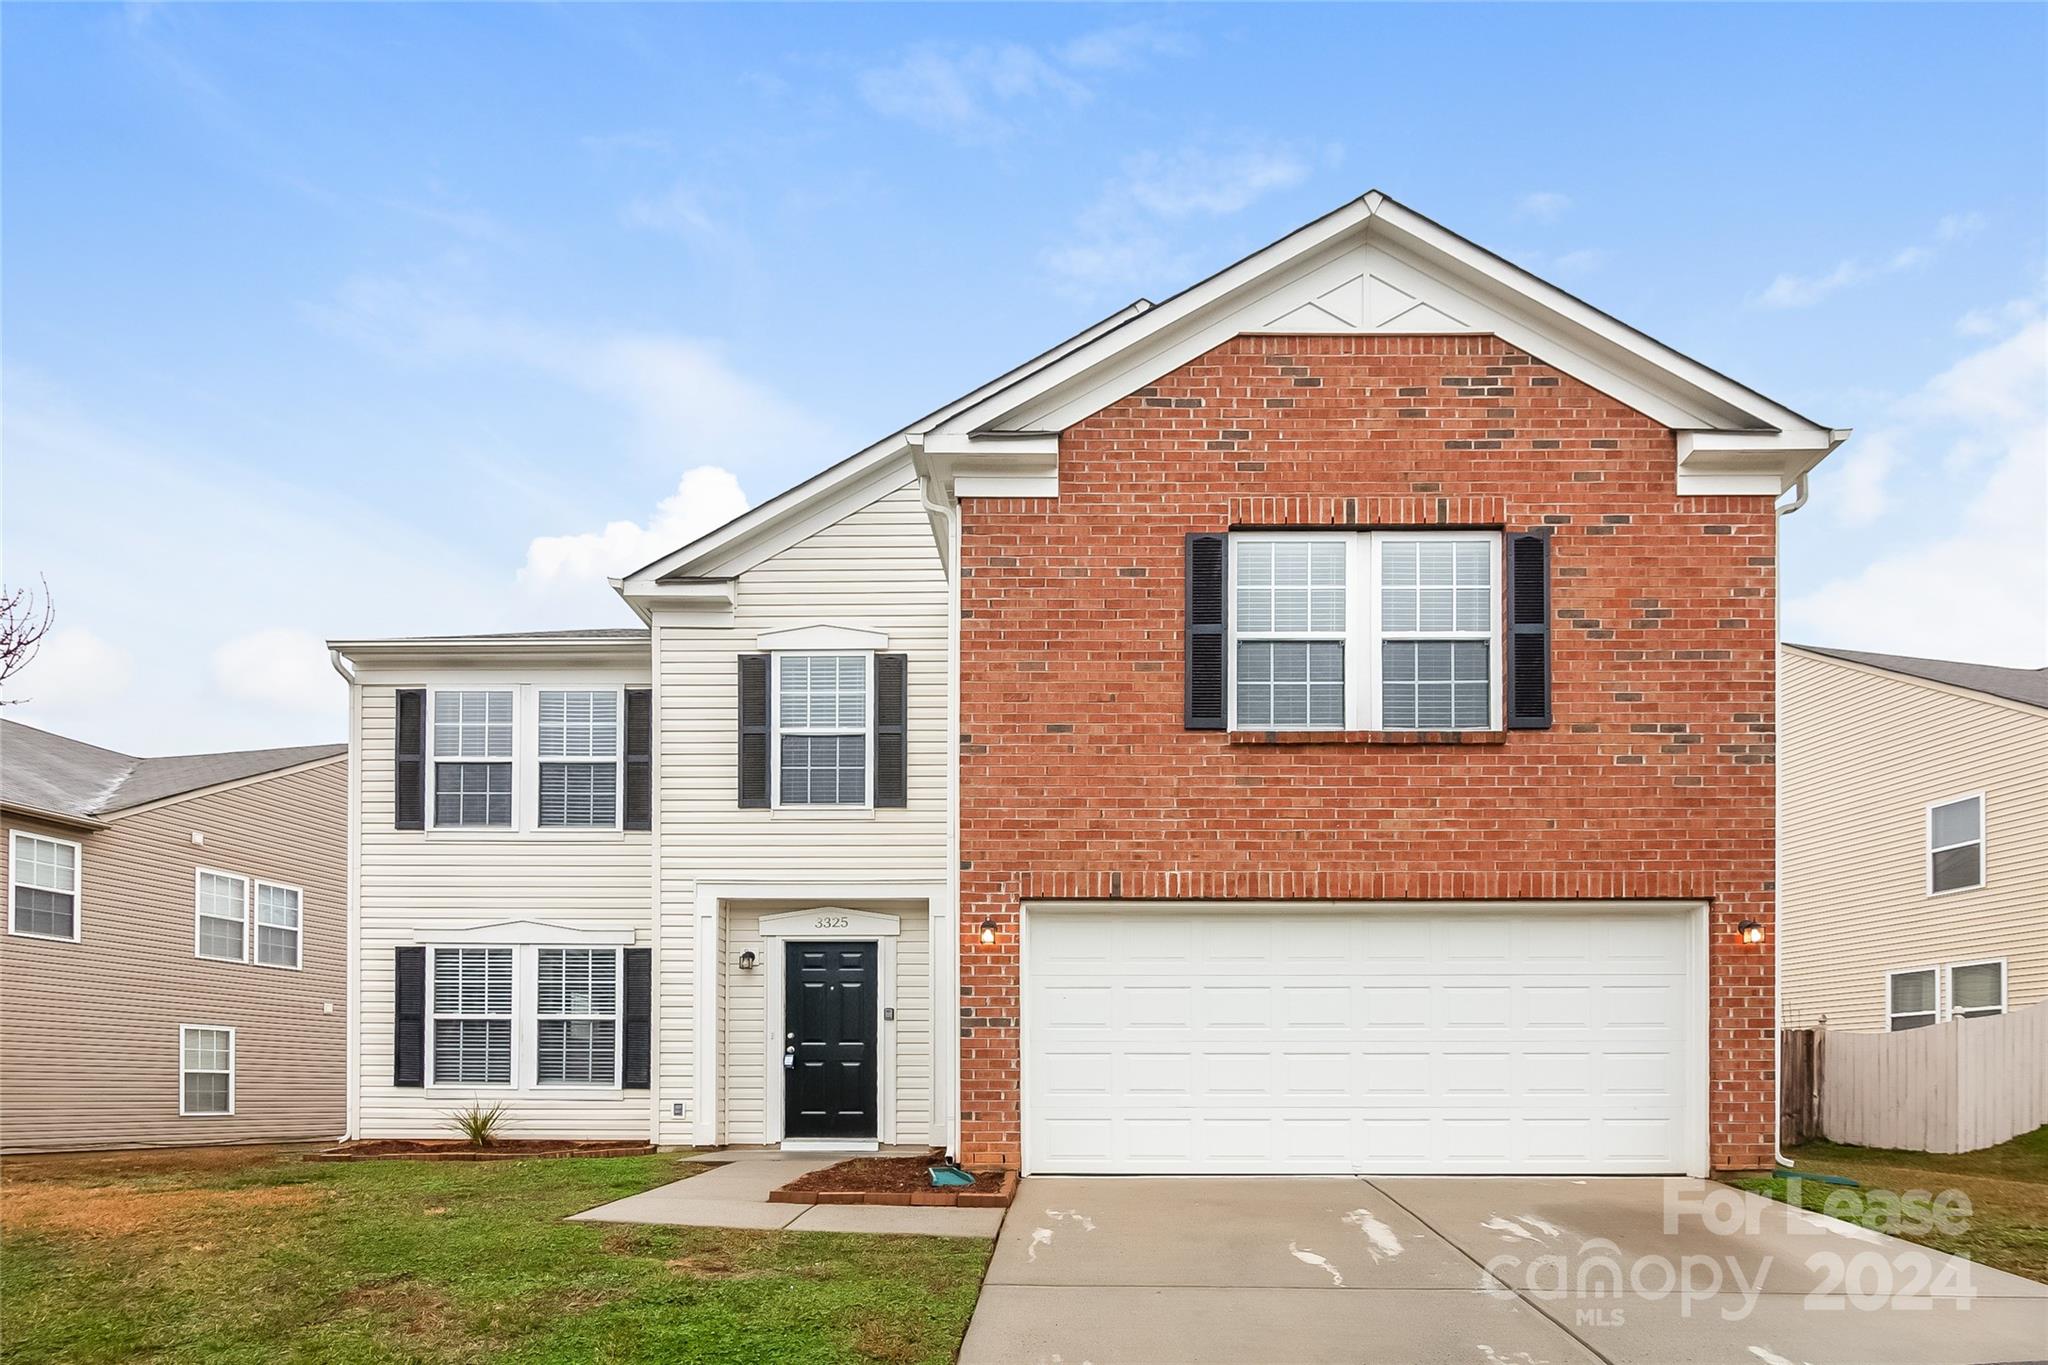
[768,1168,1018,1208]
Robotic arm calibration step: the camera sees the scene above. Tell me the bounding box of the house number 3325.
[814,915,849,929]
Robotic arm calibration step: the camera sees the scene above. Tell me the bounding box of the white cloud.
[1122,144,1313,218]
[1514,191,1571,223]
[518,466,751,610]
[1057,22,1193,70]
[1753,212,1980,309]
[622,182,721,238]
[1828,430,1900,526]
[1788,317,2047,665]
[212,629,339,713]
[4,627,132,710]
[1956,296,2040,337]
[857,42,1086,142]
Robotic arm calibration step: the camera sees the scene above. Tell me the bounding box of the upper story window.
[775,654,870,806]
[1229,531,1501,732]
[1927,794,1984,894]
[195,870,248,961]
[432,690,514,828]
[538,690,620,828]
[254,881,303,969]
[9,831,81,942]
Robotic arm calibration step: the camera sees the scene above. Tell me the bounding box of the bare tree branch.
[0,575,56,701]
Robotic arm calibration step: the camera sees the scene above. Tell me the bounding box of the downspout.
[1771,472,1809,1168]
[329,649,361,1142]
[917,463,964,1159]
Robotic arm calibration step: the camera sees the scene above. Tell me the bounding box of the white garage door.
[1025,905,1701,1175]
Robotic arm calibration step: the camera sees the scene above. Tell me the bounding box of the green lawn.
[1728,1125,2048,1284]
[0,1145,991,1364]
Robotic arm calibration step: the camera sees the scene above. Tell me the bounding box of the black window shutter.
[394,946,426,1087]
[394,689,426,830]
[738,654,771,808]
[623,687,653,831]
[1185,533,1228,730]
[1506,529,1554,730]
[622,947,652,1089]
[874,653,909,808]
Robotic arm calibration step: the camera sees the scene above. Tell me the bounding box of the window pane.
[1931,797,1982,849]
[198,915,244,960]
[1236,641,1342,730]
[432,1019,512,1084]
[12,887,75,938]
[537,1020,617,1084]
[256,925,298,966]
[1380,538,1491,638]
[435,763,512,827]
[1890,970,1936,1016]
[539,763,618,827]
[434,690,513,759]
[434,948,513,1015]
[538,949,618,1015]
[1890,1013,1935,1031]
[1931,844,1982,893]
[1382,641,1489,731]
[1952,963,2003,1013]
[255,884,299,928]
[779,733,866,805]
[539,691,618,759]
[184,1028,230,1071]
[1237,541,1344,638]
[15,836,76,892]
[183,1071,230,1114]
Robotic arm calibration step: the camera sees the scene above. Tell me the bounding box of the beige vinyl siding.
[1781,648,2048,1032]
[656,478,950,1145]
[353,674,652,1140]
[1,762,348,1153]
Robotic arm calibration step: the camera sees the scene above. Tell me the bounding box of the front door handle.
[783,1047,796,1070]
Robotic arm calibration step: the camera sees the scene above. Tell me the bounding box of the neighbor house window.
[536,948,620,1085]
[537,690,619,828]
[1229,531,1501,731]
[432,690,514,827]
[776,654,869,806]
[254,881,302,969]
[1948,960,2006,1020]
[194,869,248,962]
[431,948,513,1084]
[1887,968,1938,1031]
[1927,795,1985,894]
[10,831,81,941]
[180,1026,234,1116]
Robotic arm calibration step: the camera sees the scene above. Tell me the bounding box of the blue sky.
[5,3,2044,751]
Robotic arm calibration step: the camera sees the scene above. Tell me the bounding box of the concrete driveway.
[960,1176,2048,1365]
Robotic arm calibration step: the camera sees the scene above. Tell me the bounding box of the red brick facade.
[956,334,1778,1172]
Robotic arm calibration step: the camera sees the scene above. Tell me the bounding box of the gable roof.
[1788,645,2048,710]
[1,720,345,826]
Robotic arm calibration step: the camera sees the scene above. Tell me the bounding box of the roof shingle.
[1790,645,2048,709]
[1,720,345,820]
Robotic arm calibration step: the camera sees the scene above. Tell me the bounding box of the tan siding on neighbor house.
[655,477,951,1146]
[1781,648,2048,1032]
[1,761,348,1152]
[351,671,653,1141]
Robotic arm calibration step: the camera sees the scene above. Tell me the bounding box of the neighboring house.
[1781,644,2047,1034]
[332,190,1844,1175]
[1,721,348,1153]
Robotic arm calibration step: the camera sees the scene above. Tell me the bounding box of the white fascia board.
[913,432,1062,500]
[1675,428,1851,496]
[327,636,653,673]
[611,579,737,628]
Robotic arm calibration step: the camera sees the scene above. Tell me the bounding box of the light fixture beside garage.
[1737,919,1764,945]
[979,919,998,946]
[737,951,757,971]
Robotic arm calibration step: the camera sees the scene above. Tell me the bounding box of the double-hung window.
[10,831,80,941]
[180,1025,234,1116]
[1887,968,1939,1031]
[1229,531,1501,731]
[1949,960,2006,1020]
[432,690,514,827]
[1927,795,1985,894]
[776,654,869,806]
[254,881,302,968]
[431,947,514,1084]
[538,690,620,828]
[536,948,620,1085]
[195,870,248,961]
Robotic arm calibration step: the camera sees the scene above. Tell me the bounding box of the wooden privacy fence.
[1779,1027,1821,1146]
[1809,1000,2048,1154]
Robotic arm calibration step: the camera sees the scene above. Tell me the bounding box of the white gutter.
[1771,474,1809,1169]
[330,648,362,1142]
[918,471,964,1159]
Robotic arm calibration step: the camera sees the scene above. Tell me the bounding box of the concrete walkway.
[569,1148,1004,1238]
[961,1175,2048,1364]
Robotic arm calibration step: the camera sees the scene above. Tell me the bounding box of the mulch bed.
[307,1139,656,1163]
[769,1156,1017,1208]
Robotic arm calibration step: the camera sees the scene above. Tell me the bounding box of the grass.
[0,1144,991,1364]
[1727,1124,2048,1283]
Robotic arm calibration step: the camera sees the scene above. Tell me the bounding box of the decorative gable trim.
[757,907,902,939]
[754,623,890,653]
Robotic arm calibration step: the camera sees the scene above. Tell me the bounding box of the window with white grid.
[180,1026,233,1115]
[1927,795,1985,895]
[10,832,80,941]
[431,948,513,1084]
[1379,536,1496,730]
[537,690,619,827]
[1233,538,1348,730]
[195,870,247,962]
[536,948,619,1085]
[254,881,301,968]
[776,654,869,806]
[432,690,514,827]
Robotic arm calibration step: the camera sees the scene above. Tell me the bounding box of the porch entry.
[783,940,879,1140]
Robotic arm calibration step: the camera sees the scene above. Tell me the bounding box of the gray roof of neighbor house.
[0,720,346,823]
[1791,645,2048,710]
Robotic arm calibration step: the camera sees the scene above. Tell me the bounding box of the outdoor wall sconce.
[738,951,757,971]
[1737,920,1764,945]
[979,919,998,946]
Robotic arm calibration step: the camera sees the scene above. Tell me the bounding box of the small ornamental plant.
[443,1099,512,1148]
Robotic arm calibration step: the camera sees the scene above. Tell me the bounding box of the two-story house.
[1781,644,2046,1033]
[1,720,347,1152]
[333,191,1844,1174]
